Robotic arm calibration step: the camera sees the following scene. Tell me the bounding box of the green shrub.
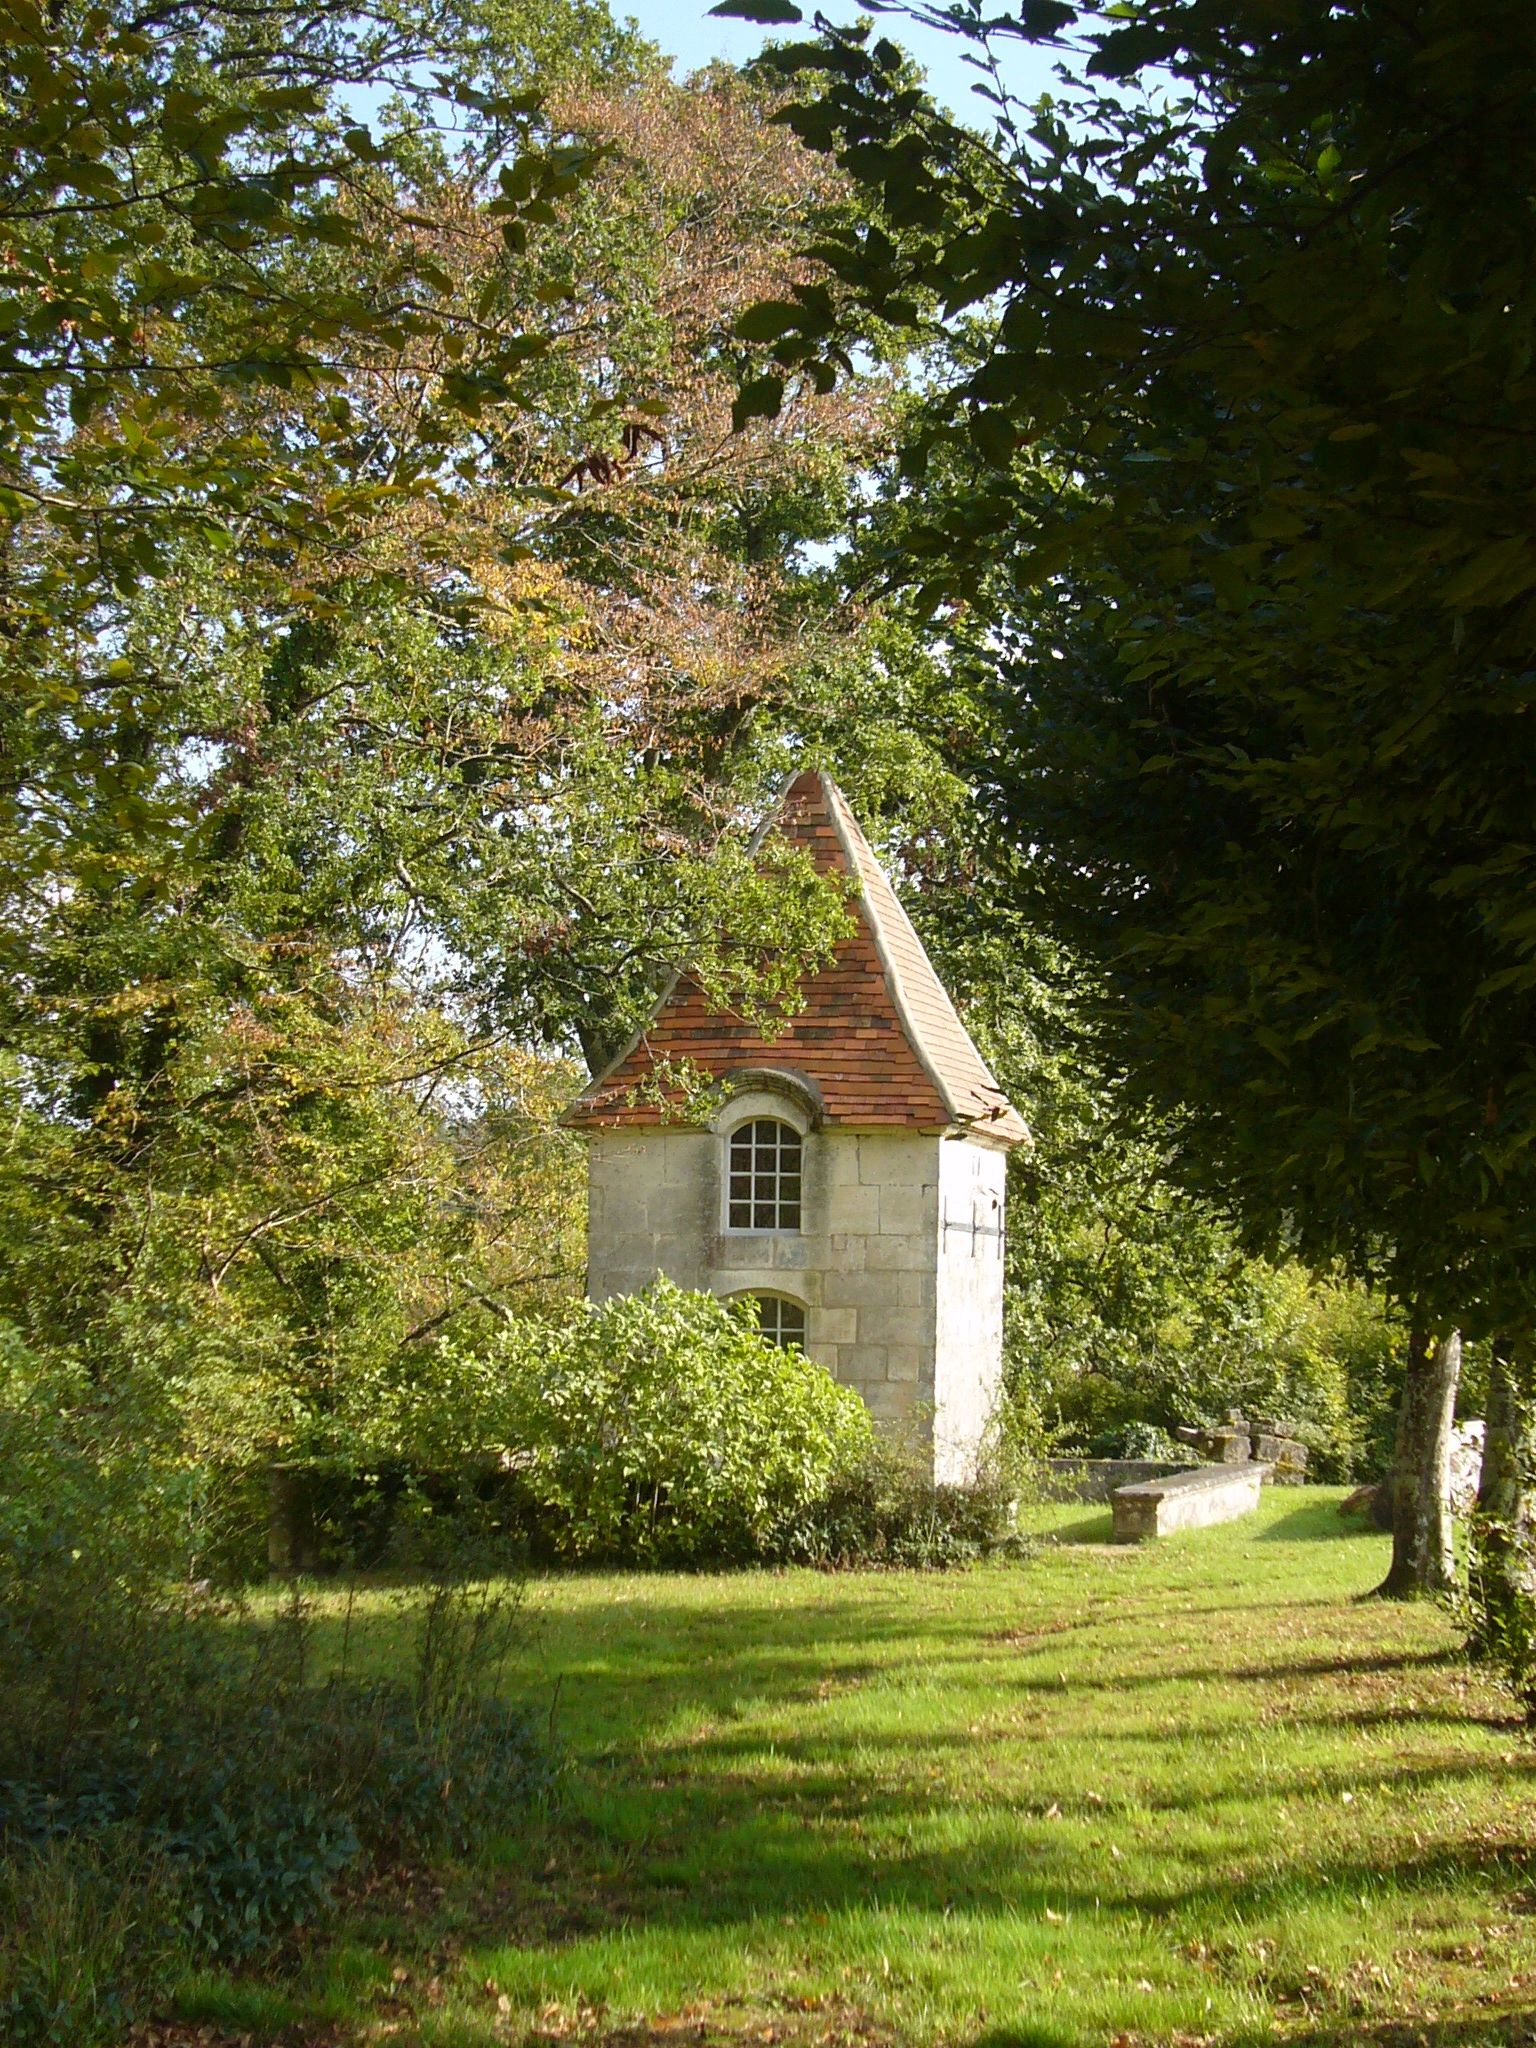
[144,1675,546,1958]
[1018,1262,1402,1481]
[342,1282,1029,1570]
[1,1555,548,1961]
[1,1612,549,1968]
[406,1280,876,1566]
[794,1438,1020,1567]
[1088,1421,1202,1464]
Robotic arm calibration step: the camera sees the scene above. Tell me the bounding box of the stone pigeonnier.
[566,770,1029,1483]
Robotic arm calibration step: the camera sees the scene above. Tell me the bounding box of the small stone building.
[566,770,1029,1482]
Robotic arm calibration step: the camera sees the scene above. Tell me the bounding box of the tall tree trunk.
[1469,1336,1536,1670]
[1375,1315,1461,1599]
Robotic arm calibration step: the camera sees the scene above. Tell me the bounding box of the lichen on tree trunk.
[1375,1316,1461,1600]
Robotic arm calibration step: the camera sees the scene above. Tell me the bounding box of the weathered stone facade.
[585,1086,1011,1481]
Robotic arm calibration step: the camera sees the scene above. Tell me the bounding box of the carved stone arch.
[710,1066,823,1137]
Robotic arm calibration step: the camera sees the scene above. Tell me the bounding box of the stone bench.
[1110,1461,1271,1543]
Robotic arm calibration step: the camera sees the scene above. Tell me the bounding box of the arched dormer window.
[726,1117,802,1232]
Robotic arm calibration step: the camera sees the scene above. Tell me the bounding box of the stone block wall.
[933,1136,1009,1482]
[1042,1457,1189,1504]
[585,1109,1009,1478]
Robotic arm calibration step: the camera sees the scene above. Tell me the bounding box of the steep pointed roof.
[567,770,1029,1143]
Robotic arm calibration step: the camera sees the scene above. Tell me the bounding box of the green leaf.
[732,374,784,432]
[1087,23,1171,78]
[968,408,1016,469]
[709,0,802,19]
[735,301,804,343]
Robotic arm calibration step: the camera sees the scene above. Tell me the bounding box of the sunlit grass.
[182,1490,1536,2048]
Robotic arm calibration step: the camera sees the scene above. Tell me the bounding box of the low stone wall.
[1110,1461,1270,1543]
[1176,1421,1309,1482]
[1043,1457,1189,1504]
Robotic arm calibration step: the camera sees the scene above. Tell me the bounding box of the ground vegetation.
[161,1495,1536,2048]
[4,0,1527,2029]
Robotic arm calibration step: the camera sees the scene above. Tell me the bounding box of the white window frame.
[722,1114,803,1234]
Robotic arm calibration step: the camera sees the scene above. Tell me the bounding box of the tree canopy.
[728,0,1536,1336]
[0,0,924,1457]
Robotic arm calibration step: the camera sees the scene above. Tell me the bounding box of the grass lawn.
[185,1489,1536,2048]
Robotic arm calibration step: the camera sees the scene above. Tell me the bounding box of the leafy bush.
[1,1605,548,1962]
[790,1437,1021,1568]
[1016,1260,1402,1481]
[66,1673,544,1961]
[1,1671,546,2040]
[362,1280,876,1566]
[339,1283,1030,1570]
[1089,1421,1202,1464]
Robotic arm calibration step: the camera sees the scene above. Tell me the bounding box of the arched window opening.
[751,1294,807,1350]
[726,1117,802,1231]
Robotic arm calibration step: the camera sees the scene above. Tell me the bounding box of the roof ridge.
[817,776,1028,1145]
[820,774,961,1125]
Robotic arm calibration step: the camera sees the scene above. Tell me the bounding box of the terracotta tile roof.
[567,770,1030,1143]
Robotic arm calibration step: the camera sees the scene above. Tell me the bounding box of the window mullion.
[727,1117,801,1232]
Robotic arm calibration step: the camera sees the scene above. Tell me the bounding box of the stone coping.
[1113,1461,1273,1499]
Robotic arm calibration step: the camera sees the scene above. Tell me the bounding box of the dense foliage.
[0,0,924,2022]
[369,1280,877,1565]
[740,0,1536,1304]
[320,1279,1028,1568]
[842,784,1405,1482]
[1,0,909,1480]
[0,1323,545,2043]
[755,0,1536,1290]
[4,0,1504,2030]
[493,1283,872,1565]
[720,0,1536,1606]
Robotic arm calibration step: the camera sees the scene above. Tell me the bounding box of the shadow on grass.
[493,1798,1533,1951]
[970,1643,1463,1698]
[279,1530,1519,2048]
[674,1715,1536,1812]
[1033,1510,1117,1545]
[1254,1500,1360,1542]
[969,2018,1536,2048]
[1216,2018,1536,2048]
